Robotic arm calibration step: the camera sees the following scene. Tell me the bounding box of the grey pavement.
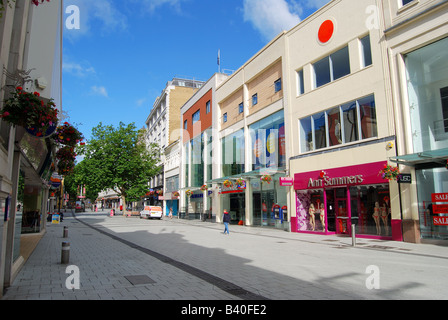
[2,209,448,302]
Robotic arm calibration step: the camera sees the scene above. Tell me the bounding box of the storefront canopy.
[206,168,286,184]
[389,148,448,166]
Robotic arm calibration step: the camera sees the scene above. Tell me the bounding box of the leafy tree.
[77,122,161,213]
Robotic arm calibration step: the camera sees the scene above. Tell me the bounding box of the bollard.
[63,226,68,238]
[351,224,356,247]
[61,242,70,264]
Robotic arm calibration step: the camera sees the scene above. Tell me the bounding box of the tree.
[77,122,161,213]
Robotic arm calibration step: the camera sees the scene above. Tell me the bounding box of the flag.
[217,49,220,66]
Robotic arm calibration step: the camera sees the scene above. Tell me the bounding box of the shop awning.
[389,148,448,166]
[206,168,286,184]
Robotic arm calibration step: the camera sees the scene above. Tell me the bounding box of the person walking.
[223,209,230,235]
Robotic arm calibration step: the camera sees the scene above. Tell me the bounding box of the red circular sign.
[318,20,334,43]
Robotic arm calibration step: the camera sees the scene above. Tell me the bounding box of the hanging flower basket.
[379,164,400,181]
[57,160,75,175]
[236,178,245,189]
[0,87,58,137]
[53,122,84,146]
[185,189,193,197]
[200,184,208,191]
[55,146,76,175]
[223,180,233,188]
[261,175,272,184]
[173,191,180,197]
[156,190,163,196]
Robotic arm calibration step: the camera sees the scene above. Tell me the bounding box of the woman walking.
[223,210,230,235]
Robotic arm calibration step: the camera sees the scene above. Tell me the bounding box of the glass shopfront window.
[405,37,448,153]
[249,110,286,170]
[416,167,448,240]
[222,129,245,177]
[250,173,288,228]
[296,184,391,236]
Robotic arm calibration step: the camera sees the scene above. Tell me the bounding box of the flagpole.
[218,49,221,73]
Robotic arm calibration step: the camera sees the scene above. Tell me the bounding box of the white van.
[140,205,163,219]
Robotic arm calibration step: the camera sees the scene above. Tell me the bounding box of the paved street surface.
[2,209,448,305]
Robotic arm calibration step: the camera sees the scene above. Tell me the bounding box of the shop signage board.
[279,177,294,186]
[433,204,448,214]
[432,193,448,202]
[397,174,412,184]
[433,217,448,226]
[293,161,387,190]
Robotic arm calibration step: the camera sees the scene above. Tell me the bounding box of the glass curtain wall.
[221,129,245,177]
[405,37,448,153]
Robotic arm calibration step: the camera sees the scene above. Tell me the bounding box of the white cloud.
[63,61,96,77]
[242,0,332,41]
[91,86,109,98]
[243,0,301,41]
[63,0,128,41]
[138,0,189,13]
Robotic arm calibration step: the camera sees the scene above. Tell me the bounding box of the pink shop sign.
[294,161,388,190]
[279,177,294,186]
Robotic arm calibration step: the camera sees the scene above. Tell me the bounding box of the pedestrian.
[169,207,173,219]
[223,209,230,235]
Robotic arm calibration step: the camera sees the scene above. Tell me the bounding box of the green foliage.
[75,122,161,204]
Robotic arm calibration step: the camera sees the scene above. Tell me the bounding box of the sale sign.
[433,217,448,226]
[433,204,448,214]
[431,193,448,202]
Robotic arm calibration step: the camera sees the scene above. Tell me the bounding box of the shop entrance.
[325,188,350,234]
[253,190,275,227]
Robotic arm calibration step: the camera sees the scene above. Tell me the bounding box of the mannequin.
[372,201,381,235]
[380,202,390,235]
[309,203,316,231]
[320,203,325,231]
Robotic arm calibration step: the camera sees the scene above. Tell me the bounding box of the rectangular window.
[300,116,313,152]
[313,46,350,89]
[239,102,244,114]
[441,87,448,133]
[274,78,282,92]
[252,94,258,106]
[313,112,327,150]
[223,113,227,123]
[192,110,200,124]
[402,0,414,6]
[297,69,304,95]
[358,95,377,139]
[360,35,372,67]
[328,107,342,146]
[299,94,377,152]
[206,100,211,114]
[342,101,359,143]
[184,120,188,130]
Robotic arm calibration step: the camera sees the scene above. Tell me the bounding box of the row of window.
[223,78,282,123]
[184,100,211,130]
[300,94,377,152]
[296,35,372,96]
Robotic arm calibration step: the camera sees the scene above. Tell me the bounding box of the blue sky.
[62,0,330,141]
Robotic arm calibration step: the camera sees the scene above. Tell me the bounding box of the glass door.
[335,188,349,235]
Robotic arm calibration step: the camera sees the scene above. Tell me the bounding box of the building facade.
[285,0,400,240]
[212,34,291,229]
[179,73,228,220]
[383,0,448,243]
[0,0,62,297]
[145,77,204,214]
